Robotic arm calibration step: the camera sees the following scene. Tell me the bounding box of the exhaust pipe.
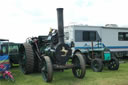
[57,8,64,44]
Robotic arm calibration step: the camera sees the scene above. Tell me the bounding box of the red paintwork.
[0,64,14,81]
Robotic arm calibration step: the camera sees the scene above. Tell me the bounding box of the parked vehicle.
[19,8,86,82]
[2,42,21,66]
[64,25,128,58]
[64,25,119,72]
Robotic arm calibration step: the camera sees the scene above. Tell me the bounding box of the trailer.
[64,25,128,58]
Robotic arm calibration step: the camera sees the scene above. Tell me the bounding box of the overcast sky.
[0,0,128,43]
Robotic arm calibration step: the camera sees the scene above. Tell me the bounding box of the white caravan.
[64,25,128,58]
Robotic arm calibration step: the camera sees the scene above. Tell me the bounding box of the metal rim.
[93,60,100,70]
[72,56,82,78]
[109,59,118,69]
[107,57,119,70]
[41,60,48,81]
[91,58,103,72]
[41,56,53,82]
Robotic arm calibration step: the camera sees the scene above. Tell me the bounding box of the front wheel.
[108,57,119,70]
[72,52,86,79]
[91,58,103,72]
[41,56,53,82]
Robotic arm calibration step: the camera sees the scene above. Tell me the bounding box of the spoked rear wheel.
[19,43,34,74]
[91,58,103,72]
[72,52,86,79]
[108,57,119,70]
[41,56,53,82]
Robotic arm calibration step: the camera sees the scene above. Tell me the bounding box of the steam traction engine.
[19,8,86,82]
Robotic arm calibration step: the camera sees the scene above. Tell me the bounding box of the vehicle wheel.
[72,52,86,79]
[19,43,34,74]
[108,57,119,70]
[91,58,103,72]
[41,56,53,82]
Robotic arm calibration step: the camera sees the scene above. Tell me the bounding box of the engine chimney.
[57,8,64,44]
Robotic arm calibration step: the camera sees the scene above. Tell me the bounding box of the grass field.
[0,61,128,85]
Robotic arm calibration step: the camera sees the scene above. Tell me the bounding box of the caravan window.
[83,31,96,41]
[118,32,128,41]
[75,30,99,42]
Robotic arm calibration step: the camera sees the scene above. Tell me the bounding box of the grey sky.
[0,0,128,43]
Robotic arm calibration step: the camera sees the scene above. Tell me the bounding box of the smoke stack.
[57,8,64,44]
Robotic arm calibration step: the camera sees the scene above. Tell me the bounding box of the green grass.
[1,62,128,85]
